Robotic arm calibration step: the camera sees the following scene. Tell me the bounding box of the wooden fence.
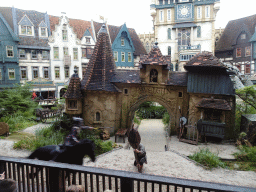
[0,156,256,192]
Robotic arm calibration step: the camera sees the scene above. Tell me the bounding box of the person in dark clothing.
[133,143,147,173]
[64,126,80,146]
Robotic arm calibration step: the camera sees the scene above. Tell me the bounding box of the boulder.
[0,122,9,136]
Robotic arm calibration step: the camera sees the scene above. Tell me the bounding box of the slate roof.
[112,70,141,84]
[16,8,50,47]
[63,72,83,99]
[139,42,171,67]
[0,7,50,48]
[196,98,232,111]
[93,22,146,56]
[81,24,118,92]
[184,51,226,72]
[49,15,93,40]
[216,14,256,52]
[0,7,14,30]
[167,72,188,87]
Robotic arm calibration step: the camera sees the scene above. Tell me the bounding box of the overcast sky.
[1,0,256,34]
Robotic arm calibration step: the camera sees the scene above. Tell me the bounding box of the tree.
[0,83,38,116]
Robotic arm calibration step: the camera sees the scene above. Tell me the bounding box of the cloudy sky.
[1,0,255,34]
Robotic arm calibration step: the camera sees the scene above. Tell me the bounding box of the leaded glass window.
[54,47,59,59]
[168,28,171,40]
[73,48,78,60]
[197,26,201,38]
[8,68,15,80]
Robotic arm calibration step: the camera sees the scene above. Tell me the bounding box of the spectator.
[0,179,18,192]
[66,185,85,192]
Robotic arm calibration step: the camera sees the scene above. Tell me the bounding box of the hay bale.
[0,122,9,136]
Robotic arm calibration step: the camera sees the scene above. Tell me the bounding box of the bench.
[115,129,128,143]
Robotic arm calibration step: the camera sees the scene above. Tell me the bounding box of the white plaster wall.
[19,51,50,83]
[193,22,213,52]
[48,15,82,84]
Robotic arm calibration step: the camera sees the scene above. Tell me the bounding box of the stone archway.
[125,93,176,135]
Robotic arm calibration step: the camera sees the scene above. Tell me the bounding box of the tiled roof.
[167,72,188,86]
[69,18,92,39]
[184,51,226,72]
[63,72,83,99]
[81,24,118,92]
[216,14,256,52]
[49,15,93,40]
[196,98,231,111]
[139,43,171,66]
[112,70,141,84]
[93,22,146,56]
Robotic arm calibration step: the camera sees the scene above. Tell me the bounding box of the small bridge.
[1,156,256,192]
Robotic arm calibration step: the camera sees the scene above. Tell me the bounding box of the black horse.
[28,139,96,164]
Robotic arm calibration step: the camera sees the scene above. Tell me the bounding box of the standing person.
[134,143,147,173]
[32,91,37,100]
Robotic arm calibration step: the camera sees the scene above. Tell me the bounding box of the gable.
[18,14,33,26]
[39,21,47,28]
[112,24,135,52]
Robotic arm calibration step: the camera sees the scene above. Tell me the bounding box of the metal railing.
[0,156,256,192]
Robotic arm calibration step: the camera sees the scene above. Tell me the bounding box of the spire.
[81,24,117,92]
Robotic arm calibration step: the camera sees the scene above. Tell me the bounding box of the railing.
[179,45,201,51]
[1,156,256,192]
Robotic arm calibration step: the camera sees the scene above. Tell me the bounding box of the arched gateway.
[64,24,236,140]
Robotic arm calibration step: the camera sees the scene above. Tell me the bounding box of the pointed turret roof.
[63,69,83,99]
[81,24,118,92]
[139,42,171,67]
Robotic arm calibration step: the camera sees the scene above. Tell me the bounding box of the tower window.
[68,100,78,109]
[96,112,101,121]
[150,69,158,83]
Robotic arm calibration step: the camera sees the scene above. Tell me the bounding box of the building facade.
[49,13,95,98]
[139,32,155,54]
[150,0,220,71]
[64,24,236,140]
[215,14,256,83]
[0,7,54,98]
[0,9,20,89]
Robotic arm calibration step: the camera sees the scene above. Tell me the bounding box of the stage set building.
[215,14,256,84]
[150,0,220,72]
[0,7,145,98]
[64,24,236,140]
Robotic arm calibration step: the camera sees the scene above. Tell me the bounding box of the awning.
[173,23,197,29]
[196,98,231,111]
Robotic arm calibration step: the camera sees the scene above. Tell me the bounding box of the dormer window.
[150,69,158,83]
[19,15,34,36]
[86,37,90,44]
[21,26,33,35]
[241,34,246,40]
[39,21,48,38]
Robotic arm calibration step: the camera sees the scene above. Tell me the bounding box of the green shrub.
[233,146,256,162]
[0,111,37,133]
[14,125,68,151]
[162,112,170,126]
[189,148,226,169]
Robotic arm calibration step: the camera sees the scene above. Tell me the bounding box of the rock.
[233,163,240,169]
[0,122,9,136]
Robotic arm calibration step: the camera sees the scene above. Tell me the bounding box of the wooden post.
[121,177,133,192]
[49,168,65,192]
